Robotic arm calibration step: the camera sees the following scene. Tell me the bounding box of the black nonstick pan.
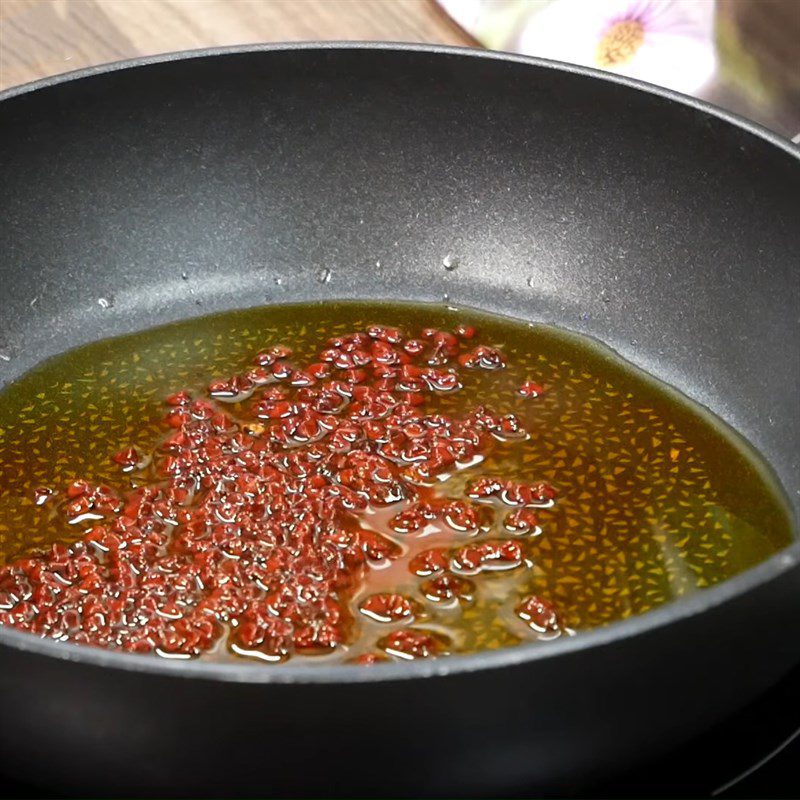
[0,44,798,798]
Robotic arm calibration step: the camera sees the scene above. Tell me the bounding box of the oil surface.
[0,301,793,660]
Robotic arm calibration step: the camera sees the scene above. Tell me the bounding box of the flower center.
[596,19,645,68]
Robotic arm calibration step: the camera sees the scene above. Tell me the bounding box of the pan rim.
[0,42,797,683]
[1,40,798,159]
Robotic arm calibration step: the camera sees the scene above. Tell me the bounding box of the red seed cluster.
[0,322,559,663]
[450,540,524,574]
[458,345,506,370]
[388,499,488,536]
[467,478,557,507]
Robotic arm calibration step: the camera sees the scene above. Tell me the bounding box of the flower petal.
[516,0,716,94]
[626,30,716,93]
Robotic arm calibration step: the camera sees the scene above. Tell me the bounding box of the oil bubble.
[442,254,459,271]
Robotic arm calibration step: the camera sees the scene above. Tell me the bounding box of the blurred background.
[1,0,798,137]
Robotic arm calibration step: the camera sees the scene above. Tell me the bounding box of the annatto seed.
[466,477,504,499]
[359,593,418,623]
[409,548,450,577]
[504,507,541,534]
[379,628,448,660]
[165,391,192,406]
[515,595,560,633]
[33,486,54,506]
[111,447,140,471]
[350,652,389,665]
[452,540,524,573]
[440,500,479,533]
[421,573,474,603]
[454,324,476,339]
[388,508,425,534]
[518,380,545,398]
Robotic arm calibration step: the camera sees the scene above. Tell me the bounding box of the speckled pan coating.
[0,44,797,797]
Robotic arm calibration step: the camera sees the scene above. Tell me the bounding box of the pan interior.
[0,299,792,664]
[0,47,798,669]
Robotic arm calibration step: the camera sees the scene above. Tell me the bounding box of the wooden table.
[0,0,473,91]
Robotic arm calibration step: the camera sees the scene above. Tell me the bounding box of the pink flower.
[516,0,717,95]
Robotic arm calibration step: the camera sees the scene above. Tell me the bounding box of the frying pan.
[0,44,798,798]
